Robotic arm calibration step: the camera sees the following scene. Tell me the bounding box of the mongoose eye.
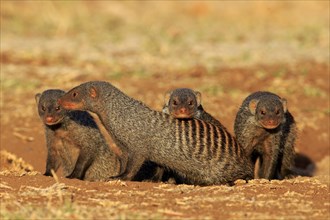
[275,109,280,115]
[55,106,61,111]
[188,101,193,106]
[260,110,266,115]
[72,92,78,98]
[41,106,46,111]
[173,100,178,106]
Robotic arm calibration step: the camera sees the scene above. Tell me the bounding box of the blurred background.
[1,1,329,174]
[2,1,328,72]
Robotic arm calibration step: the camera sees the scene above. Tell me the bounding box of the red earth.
[1,62,329,219]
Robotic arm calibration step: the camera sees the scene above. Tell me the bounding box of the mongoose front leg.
[45,149,61,176]
[87,110,127,175]
[149,165,165,182]
[279,147,296,179]
[44,137,62,176]
[117,148,129,176]
[87,111,123,157]
[279,127,296,179]
[67,145,95,180]
[110,153,145,181]
[259,139,278,179]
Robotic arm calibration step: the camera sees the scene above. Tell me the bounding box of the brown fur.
[234,91,297,179]
[58,81,253,185]
[36,89,121,181]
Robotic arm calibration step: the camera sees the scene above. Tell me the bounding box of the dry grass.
[0,150,36,176]
[0,143,329,219]
[1,172,329,219]
[1,1,329,72]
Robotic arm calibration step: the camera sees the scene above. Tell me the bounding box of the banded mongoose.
[81,108,172,183]
[162,88,223,127]
[162,88,228,183]
[35,89,121,181]
[234,91,297,180]
[58,81,253,185]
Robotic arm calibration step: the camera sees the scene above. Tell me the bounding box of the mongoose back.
[35,89,121,181]
[58,81,253,185]
[161,88,229,183]
[162,88,223,127]
[234,91,297,180]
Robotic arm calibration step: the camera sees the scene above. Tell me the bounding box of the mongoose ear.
[281,98,288,112]
[248,99,259,114]
[164,90,173,106]
[35,93,41,104]
[194,91,202,106]
[89,86,98,99]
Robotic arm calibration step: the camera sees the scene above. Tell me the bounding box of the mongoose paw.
[66,171,83,180]
[44,171,53,176]
[106,176,121,181]
[107,173,132,181]
[66,174,75,179]
[105,175,127,182]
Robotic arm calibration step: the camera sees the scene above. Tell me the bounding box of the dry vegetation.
[1,1,329,219]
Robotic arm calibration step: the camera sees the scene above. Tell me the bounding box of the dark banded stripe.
[198,120,206,158]
[186,120,193,158]
[214,126,221,159]
[175,119,180,149]
[204,123,212,160]
[194,119,201,158]
[226,130,233,157]
[233,137,239,157]
[180,120,187,154]
[218,127,227,162]
[236,139,243,158]
[209,123,215,159]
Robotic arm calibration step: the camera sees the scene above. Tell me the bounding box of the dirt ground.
[1,2,329,220]
[1,62,329,219]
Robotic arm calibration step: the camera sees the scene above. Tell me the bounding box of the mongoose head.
[163,88,201,119]
[35,90,68,126]
[58,81,105,111]
[249,96,287,129]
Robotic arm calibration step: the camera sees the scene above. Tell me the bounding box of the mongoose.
[162,88,223,127]
[234,91,297,180]
[84,106,170,183]
[162,88,237,182]
[58,81,253,185]
[35,89,121,181]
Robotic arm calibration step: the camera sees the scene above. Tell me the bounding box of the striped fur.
[59,81,253,185]
[170,118,244,163]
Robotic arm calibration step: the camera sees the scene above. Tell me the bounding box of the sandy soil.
[1,62,329,219]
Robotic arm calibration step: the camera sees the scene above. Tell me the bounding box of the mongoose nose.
[267,120,276,125]
[46,116,54,123]
[179,108,187,114]
[265,119,280,128]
